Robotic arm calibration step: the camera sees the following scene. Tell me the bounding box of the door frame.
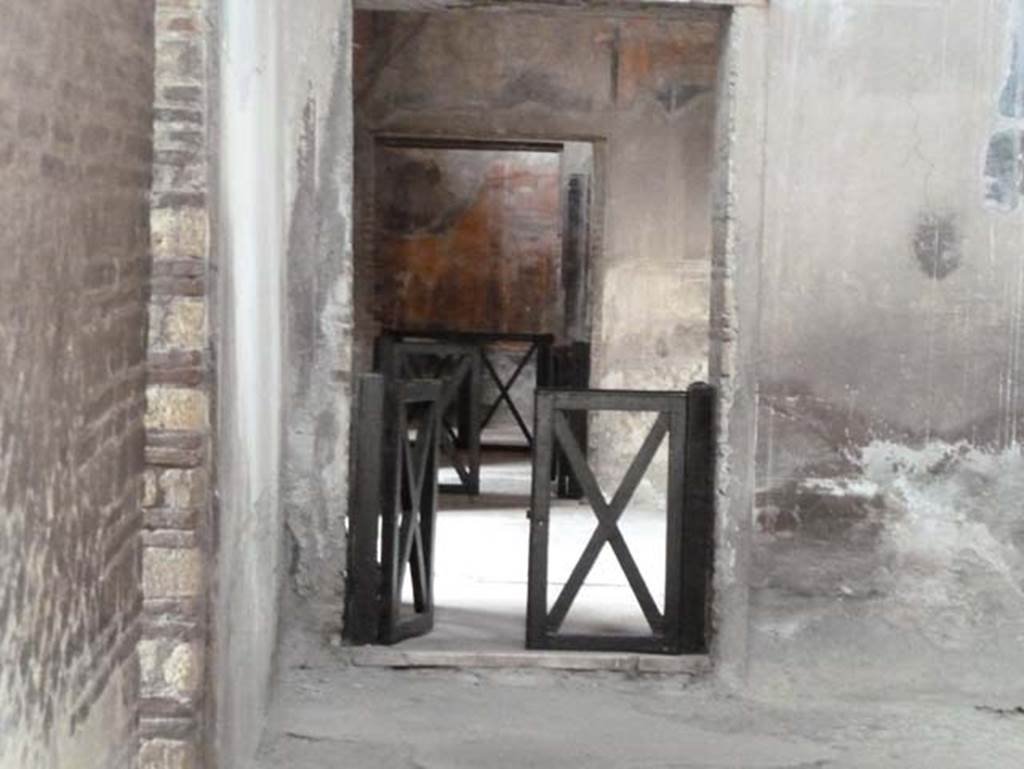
[356,132,602,369]
[278,3,767,684]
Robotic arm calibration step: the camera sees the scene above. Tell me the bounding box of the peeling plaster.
[753,436,1024,696]
[281,0,355,640]
[1000,2,1024,119]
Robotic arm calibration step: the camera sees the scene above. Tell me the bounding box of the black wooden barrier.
[526,384,716,655]
[384,329,554,449]
[344,374,441,645]
[376,337,482,495]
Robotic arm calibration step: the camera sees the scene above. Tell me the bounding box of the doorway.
[362,137,599,650]
[348,6,725,656]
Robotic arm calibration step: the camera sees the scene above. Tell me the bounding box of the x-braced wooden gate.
[377,337,482,495]
[345,374,441,645]
[385,330,554,448]
[526,385,715,654]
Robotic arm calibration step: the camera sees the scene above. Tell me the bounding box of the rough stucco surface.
[280,0,356,641]
[749,0,1024,697]
[215,0,354,766]
[354,10,721,488]
[0,1,154,766]
[708,6,764,685]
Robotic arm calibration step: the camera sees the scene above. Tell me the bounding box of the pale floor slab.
[396,454,670,652]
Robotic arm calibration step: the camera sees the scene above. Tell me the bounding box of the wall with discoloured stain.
[0,0,154,766]
[749,0,1024,697]
[353,10,721,483]
[279,0,355,644]
[214,0,353,766]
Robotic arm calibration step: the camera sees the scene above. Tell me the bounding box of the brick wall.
[0,1,155,767]
[142,1,212,767]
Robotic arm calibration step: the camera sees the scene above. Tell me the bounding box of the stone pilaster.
[142,0,212,766]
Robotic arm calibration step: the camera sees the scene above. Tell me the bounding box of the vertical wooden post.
[555,342,590,499]
[681,383,716,653]
[663,395,688,652]
[464,349,482,494]
[526,390,555,649]
[343,374,385,644]
[374,333,397,377]
[378,378,403,643]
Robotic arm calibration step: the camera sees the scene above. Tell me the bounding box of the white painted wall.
[214,0,353,765]
[215,0,285,763]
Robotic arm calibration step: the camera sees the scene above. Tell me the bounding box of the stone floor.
[254,452,1024,768]
[254,656,1024,769]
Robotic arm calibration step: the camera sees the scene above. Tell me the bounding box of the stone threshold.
[345,647,711,675]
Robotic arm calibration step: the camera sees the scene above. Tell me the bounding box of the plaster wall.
[214,0,353,765]
[0,0,154,766]
[749,0,1024,697]
[280,0,355,639]
[215,0,286,762]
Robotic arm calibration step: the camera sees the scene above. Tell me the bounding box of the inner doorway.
[368,137,598,650]
[348,6,724,655]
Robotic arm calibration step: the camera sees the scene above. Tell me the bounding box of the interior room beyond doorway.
[351,7,722,656]
[373,138,607,649]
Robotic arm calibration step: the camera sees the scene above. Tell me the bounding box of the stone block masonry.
[143,0,213,766]
[0,0,156,766]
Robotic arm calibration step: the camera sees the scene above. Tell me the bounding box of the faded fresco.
[373,146,563,335]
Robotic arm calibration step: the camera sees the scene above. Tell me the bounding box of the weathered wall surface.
[374,146,563,335]
[749,0,1024,697]
[215,0,354,766]
[0,1,154,766]
[353,10,721,483]
[280,0,355,644]
[707,5,765,685]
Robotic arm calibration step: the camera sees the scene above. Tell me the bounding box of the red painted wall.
[374,146,563,335]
